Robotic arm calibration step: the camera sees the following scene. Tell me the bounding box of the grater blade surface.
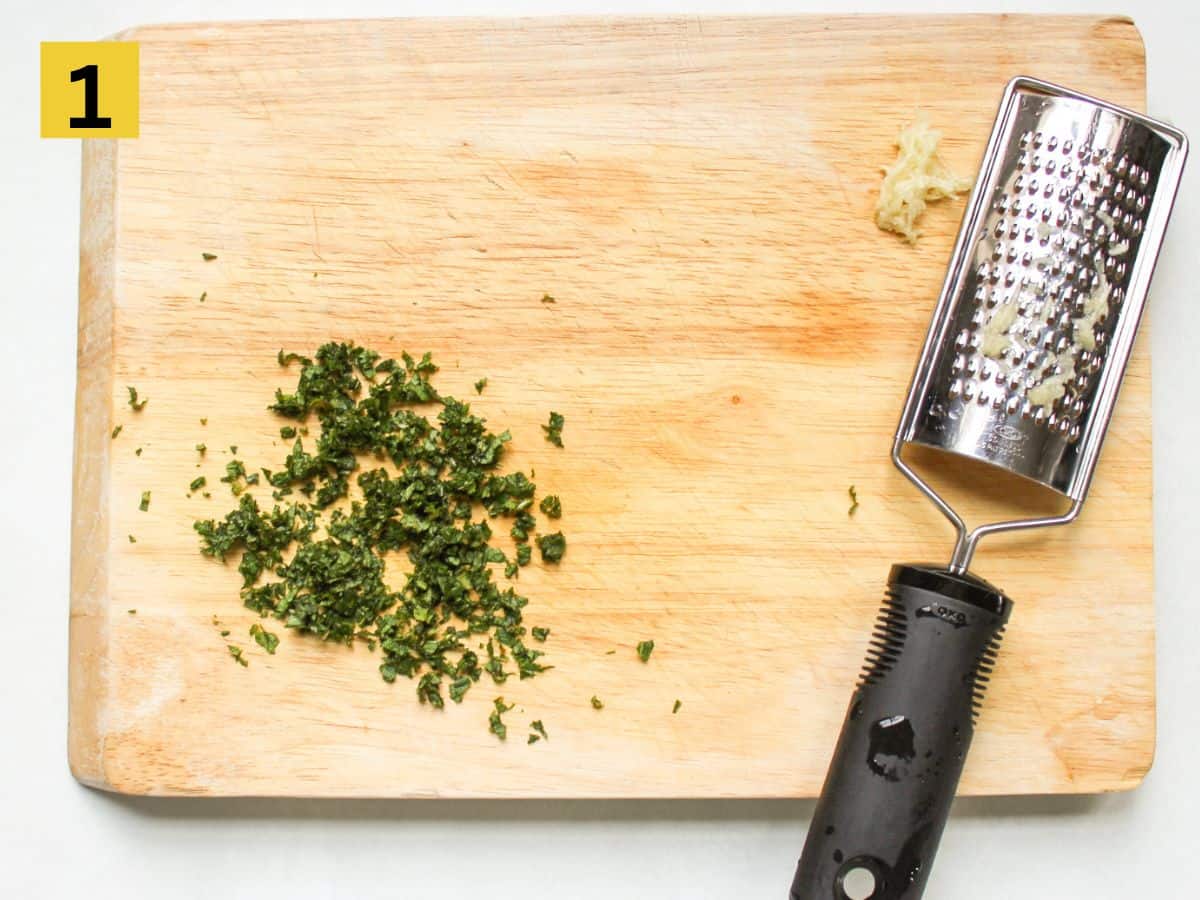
[896,77,1188,500]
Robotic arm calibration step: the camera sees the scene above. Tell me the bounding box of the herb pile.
[194,342,566,717]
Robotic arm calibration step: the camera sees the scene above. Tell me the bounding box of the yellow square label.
[41,42,139,138]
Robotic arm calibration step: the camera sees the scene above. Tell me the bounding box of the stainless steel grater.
[791,77,1187,900]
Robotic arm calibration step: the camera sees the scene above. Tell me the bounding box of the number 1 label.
[69,64,113,129]
[42,42,138,138]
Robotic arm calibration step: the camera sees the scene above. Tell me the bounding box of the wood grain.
[70,15,1154,797]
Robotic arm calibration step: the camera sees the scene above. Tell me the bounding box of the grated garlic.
[981,303,1019,358]
[875,116,973,244]
[1028,354,1077,408]
[1072,269,1112,351]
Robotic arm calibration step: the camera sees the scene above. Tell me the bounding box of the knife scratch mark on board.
[311,207,324,261]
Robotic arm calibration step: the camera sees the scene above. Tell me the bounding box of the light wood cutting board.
[70,15,1156,797]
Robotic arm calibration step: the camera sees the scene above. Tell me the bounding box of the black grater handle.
[789,564,1012,900]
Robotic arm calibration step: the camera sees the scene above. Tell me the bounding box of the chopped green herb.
[590,695,604,710]
[227,644,248,666]
[531,626,549,642]
[516,543,532,567]
[511,510,536,541]
[199,291,207,303]
[249,622,280,655]
[279,426,296,439]
[127,386,147,411]
[530,719,548,741]
[139,491,150,512]
[848,485,859,517]
[527,733,540,744]
[542,411,564,447]
[489,697,514,740]
[539,495,562,519]
[127,609,136,615]
[229,445,238,455]
[135,447,143,457]
[636,640,655,663]
[536,531,566,563]
[128,535,136,543]
[673,699,682,714]
[196,443,207,455]
[202,492,211,499]
[220,460,252,495]
[202,252,218,261]
[189,476,207,492]
[200,418,207,426]
[220,629,230,637]
[605,649,615,655]
[474,378,488,394]
[541,293,556,304]
[111,425,123,439]
[194,343,568,729]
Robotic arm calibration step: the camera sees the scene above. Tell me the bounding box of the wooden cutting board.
[70,15,1156,797]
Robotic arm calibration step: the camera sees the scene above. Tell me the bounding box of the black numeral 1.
[69,64,112,128]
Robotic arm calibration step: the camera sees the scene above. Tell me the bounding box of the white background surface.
[2,1,1196,897]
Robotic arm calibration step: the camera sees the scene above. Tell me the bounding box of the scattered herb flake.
[541,293,556,304]
[127,609,136,615]
[128,535,136,543]
[474,378,488,394]
[530,719,548,741]
[135,447,143,457]
[542,411,564,447]
[200,418,207,426]
[220,460,251,495]
[196,443,207,455]
[528,733,540,744]
[139,491,151,512]
[636,640,655,663]
[673,699,682,714]
[202,252,218,261]
[536,531,566,563]
[279,426,296,439]
[590,695,604,710]
[531,626,549,642]
[539,495,562,519]
[605,649,615,655]
[127,386,147,411]
[249,622,280,654]
[489,697,514,741]
[220,629,230,637]
[227,644,248,666]
[229,445,238,455]
[111,425,123,439]
[190,476,208,493]
[848,485,859,517]
[200,291,207,302]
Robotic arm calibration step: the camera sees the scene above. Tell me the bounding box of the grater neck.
[892,439,1081,573]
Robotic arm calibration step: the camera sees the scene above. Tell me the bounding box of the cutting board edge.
[80,767,1155,799]
[69,138,120,792]
[108,11,1144,42]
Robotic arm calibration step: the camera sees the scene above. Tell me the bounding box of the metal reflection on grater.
[898,79,1186,504]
